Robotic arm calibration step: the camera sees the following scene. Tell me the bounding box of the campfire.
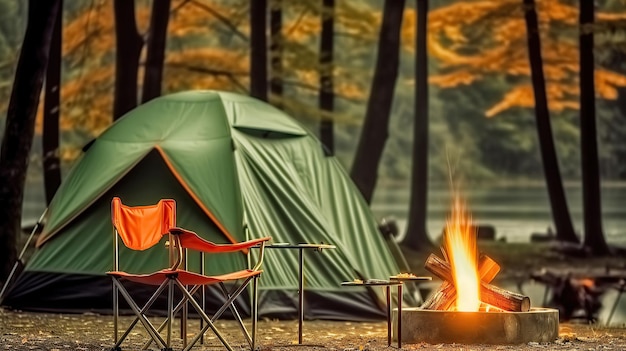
[394,192,559,345]
[422,194,531,313]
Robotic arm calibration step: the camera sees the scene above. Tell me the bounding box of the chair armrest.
[169,227,271,253]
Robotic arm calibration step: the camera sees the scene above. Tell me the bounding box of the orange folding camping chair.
[108,197,270,351]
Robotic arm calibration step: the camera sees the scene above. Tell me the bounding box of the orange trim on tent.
[155,145,239,245]
[35,149,154,248]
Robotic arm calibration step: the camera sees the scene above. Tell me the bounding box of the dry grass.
[1,308,626,350]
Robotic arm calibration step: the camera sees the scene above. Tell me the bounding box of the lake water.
[22,181,626,245]
[371,182,626,246]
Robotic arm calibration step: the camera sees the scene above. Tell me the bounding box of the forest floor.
[1,309,626,351]
[2,241,626,350]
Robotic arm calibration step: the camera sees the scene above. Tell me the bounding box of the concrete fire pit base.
[393,307,559,345]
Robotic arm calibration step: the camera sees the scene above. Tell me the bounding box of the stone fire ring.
[393,307,559,345]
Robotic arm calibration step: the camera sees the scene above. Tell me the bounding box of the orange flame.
[443,194,480,312]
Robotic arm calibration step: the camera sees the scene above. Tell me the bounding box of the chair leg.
[211,277,252,321]
[113,280,169,350]
[112,279,118,345]
[165,278,174,351]
[114,279,168,349]
[252,276,259,351]
[174,280,234,351]
[181,285,188,347]
[201,284,205,345]
[219,282,252,347]
[142,285,203,350]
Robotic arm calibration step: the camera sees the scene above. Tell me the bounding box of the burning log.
[422,255,500,310]
[421,281,455,310]
[481,282,531,312]
[424,254,531,312]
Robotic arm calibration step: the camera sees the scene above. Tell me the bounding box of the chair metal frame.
[107,197,269,351]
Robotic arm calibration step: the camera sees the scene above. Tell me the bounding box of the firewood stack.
[421,251,531,312]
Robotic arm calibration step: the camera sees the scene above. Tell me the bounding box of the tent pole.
[0,208,48,302]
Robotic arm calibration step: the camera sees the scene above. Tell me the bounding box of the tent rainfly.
[2,90,408,321]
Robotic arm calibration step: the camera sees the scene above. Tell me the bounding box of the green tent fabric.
[3,90,407,321]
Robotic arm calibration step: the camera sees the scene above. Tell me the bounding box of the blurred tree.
[0,1,27,108]
[142,0,171,103]
[428,0,626,117]
[113,0,143,120]
[42,0,63,205]
[523,0,578,243]
[250,0,268,101]
[579,1,609,255]
[0,0,61,282]
[404,0,432,250]
[319,0,334,155]
[270,0,283,107]
[351,0,405,204]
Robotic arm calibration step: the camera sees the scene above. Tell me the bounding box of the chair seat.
[107,268,262,286]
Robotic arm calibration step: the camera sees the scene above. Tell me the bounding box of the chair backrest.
[110,197,177,274]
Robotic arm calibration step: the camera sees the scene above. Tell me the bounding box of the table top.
[341,279,403,287]
[389,275,432,282]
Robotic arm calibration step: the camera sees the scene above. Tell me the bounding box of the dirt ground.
[3,242,626,350]
[0,308,625,351]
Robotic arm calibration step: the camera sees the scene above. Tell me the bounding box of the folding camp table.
[341,279,403,348]
[254,243,335,345]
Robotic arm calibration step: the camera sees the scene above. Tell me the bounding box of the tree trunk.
[141,0,171,103]
[402,0,432,249]
[0,0,60,282]
[350,0,405,203]
[579,1,609,255]
[250,0,268,101]
[270,0,283,107]
[523,0,579,243]
[319,0,334,155]
[113,0,143,120]
[42,0,63,205]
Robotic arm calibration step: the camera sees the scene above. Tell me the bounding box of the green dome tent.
[3,90,407,320]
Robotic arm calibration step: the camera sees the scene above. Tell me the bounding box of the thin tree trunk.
[402,0,432,249]
[113,0,143,120]
[270,0,283,107]
[523,0,579,243]
[579,1,609,255]
[43,0,63,205]
[141,0,171,103]
[250,0,268,101]
[319,0,334,155]
[350,0,405,203]
[0,0,60,282]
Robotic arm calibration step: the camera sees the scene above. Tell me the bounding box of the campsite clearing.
[1,308,625,350]
[4,232,626,350]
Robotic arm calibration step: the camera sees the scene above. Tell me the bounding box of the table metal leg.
[299,248,304,344]
[398,284,402,348]
[386,286,391,346]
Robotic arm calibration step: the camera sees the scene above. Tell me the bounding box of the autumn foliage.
[17,0,387,163]
[426,0,626,117]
